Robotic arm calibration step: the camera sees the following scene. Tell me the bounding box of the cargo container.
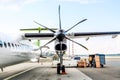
[89,54,105,68]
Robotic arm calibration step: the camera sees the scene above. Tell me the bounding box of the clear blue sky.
[0,0,120,54]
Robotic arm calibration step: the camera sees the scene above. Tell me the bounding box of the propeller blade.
[58,5,62,30]
[65,19,87,33]
[34,21,56,33]
[42,37,56,47]
[65,37,88,50]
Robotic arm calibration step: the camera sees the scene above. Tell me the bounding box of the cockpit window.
[0,40,3,47]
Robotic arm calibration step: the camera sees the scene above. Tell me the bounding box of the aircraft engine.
[55,43,67,51]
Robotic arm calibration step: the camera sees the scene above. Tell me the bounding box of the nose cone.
[56,33,65,41]
[56,29,66,41]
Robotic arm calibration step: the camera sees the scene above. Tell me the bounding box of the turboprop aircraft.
[23,5,120,67]
[0,32,40,72]
[0,27,56,72]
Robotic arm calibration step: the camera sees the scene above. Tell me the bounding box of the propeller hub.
[56,33,65,42]
[56,29,66,41]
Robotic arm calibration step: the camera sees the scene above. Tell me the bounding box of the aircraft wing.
[67,31,120,38]
[23,31,120,40]
[23,33,54,40]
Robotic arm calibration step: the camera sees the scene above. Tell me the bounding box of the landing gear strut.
[57,63,66,74]
[56,51,66,74]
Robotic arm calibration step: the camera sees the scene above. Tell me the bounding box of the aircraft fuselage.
[0,34,39,69]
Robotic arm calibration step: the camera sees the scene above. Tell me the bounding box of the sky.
[0,0,120,55]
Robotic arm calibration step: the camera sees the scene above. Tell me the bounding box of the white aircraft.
[0,5,120,73]
[0,26,57,72]
[0,32,41,71]
[23,5,120,72]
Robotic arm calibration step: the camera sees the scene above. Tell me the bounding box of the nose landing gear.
[57,63,66,75]
[56,51,67,75]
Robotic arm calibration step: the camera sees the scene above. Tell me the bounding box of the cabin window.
[8,42,11,48]
[0,40,3,47]
[4,42,7,48]
[17,44,19,49]
[17,44,19,48]
[15,44,17,48]
[11,43,14,47]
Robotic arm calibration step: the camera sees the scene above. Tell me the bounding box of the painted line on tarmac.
[3,66,37,80]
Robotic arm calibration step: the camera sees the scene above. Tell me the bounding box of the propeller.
[65,19,87,33]
[34,5,88,51]
[65,36,88,50]
[42,37,56,47]
[34,21,56,33]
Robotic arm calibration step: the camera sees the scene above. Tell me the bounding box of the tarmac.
[0,57,119,80]
[78,57,120,80]
[0,60,92,80]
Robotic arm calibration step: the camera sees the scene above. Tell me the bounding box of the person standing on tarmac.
[89,56,92,67]
[92,57,96,67]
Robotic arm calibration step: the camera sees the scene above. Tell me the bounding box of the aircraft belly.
[0,49,38,67]
[0,34,39,68]
[0,54,29,67]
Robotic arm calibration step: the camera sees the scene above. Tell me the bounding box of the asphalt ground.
[77,58,120,80]
[0,57,120,80]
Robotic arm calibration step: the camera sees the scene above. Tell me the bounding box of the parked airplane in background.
[23,5,120,71]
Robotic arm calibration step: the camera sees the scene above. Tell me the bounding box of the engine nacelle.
[55,43,67,51]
